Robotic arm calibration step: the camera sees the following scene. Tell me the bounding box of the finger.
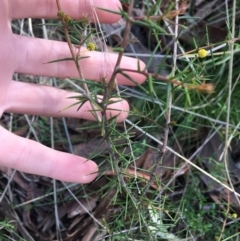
[9,0,121,23]
[0,126,98,183]
[14,35,146,86]
[4,81,129,122]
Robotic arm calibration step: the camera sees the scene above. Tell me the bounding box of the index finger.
[9,0,121,23]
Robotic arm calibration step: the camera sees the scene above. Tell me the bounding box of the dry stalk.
[139,1,180,199]
[218,0,238,240]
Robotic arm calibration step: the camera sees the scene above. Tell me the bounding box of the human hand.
[0,0,145,183]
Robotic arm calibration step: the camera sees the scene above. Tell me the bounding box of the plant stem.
[55,0,102,123]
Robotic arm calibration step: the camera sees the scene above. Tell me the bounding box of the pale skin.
[0,0,145,183]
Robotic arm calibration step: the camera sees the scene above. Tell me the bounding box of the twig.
[55,0,102,123]
[99,0,139,205]
[118,68,215,94]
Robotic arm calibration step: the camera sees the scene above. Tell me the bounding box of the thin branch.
[55,0,102,123]
[118,68,215,94]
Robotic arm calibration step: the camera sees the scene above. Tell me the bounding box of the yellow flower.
[87,42,96,51]
[198,49,208,58]
[232,213,238,219]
